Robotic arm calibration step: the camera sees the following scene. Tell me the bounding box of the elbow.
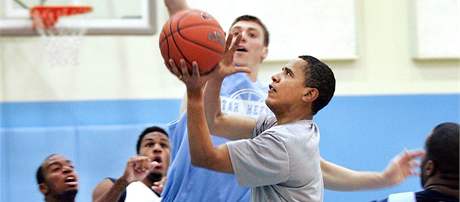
[190,158,206,168]
[209,114,224,134]
[190,155,214,169]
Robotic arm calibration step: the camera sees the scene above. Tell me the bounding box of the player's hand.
[169,59,213,92]
[381,149,425,186]
[214,33,251,79]
[120,156,159,184]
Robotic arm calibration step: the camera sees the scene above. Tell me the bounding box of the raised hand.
[168,33,251,92]
[169,59,211,92]
[120,156,159,184]
[381,149,425,186]
[215,33,251,79]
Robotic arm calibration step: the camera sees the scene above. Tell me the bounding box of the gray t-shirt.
[227,115,323,202]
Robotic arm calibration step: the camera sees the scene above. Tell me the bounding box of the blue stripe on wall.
[0,94,459,202]
[1,99,182,128]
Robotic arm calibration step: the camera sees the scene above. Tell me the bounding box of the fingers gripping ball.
[159,9,225,75]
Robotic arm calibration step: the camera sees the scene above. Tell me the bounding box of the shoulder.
[256,115,277,129]
[416,189,459,202]
[92,178,116,199]
[269,120,317,138]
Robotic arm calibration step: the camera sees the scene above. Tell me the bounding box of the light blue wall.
[1,95,459,202]
[316,94,459,201]
[1,99,181,202]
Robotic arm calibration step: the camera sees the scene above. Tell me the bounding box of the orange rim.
[30,5,92,29]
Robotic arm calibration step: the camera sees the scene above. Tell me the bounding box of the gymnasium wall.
[1,0,459,202]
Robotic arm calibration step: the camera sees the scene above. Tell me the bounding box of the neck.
[247,65,259,82]
[424,176,459,199]
[142,173,162,189]
[45,194,75,202]
[273,106,312,125]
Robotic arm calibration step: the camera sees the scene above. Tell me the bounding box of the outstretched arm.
[322,150,424,191]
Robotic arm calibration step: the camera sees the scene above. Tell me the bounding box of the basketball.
[159,9,225,75]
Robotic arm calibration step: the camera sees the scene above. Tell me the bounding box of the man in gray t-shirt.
[168,32,335,201]
[228,116,323,201]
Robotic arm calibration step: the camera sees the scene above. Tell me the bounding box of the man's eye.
[50,166,60,172]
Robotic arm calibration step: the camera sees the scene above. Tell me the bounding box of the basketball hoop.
[30,5,92,67]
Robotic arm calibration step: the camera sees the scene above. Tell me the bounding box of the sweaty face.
[266,58,308,112]
[41,155,79,197]
[229,21,267,68]
[139,132,170,178]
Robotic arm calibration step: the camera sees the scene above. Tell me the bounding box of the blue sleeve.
[166,112,187,160]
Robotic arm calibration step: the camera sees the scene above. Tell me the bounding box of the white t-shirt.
[124,181,161,202]
[227,115,323,202]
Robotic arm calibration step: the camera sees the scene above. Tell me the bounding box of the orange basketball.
[159,9,225,75]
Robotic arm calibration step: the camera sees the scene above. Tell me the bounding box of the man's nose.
[239,31,248,42]
[271,74,279,82]
[153,144,163,153]
[62,166,73,174]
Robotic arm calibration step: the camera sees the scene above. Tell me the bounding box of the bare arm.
[204,77,256,140]
[92,179,129,202]
[188,84,234,172]
[169,59,233,172]
[204,34,256,140]
[167,34,254,172]
[164,0,189,16]
[92,156,156,202]
[321,150,424,191]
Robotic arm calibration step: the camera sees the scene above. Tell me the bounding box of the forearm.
[204,78,224,134]
[187,89,218,168]
[94,178,129,202]
[322,160,388,191]
[164,0,189,16]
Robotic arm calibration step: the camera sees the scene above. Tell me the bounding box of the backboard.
[0,0,157,36]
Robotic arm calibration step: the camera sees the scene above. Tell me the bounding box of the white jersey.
[124,181,161,202]
[388,192,416,202]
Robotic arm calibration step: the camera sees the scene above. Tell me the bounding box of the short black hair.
[425,122,459,176]
[230,15,270,47]
[36,154,58,185]
[136,126,169,154]
[298,55,336,115]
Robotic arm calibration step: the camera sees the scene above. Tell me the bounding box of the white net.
[31,8,88,67]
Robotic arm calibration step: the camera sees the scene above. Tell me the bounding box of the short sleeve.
[227,129,289,187]
[252,115,277,138]
[166,112,187,159]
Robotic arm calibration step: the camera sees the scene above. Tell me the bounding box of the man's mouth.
[64,176,78,186]
[268,84,276,93]
[152,156,163,169]
[236,47,248,52]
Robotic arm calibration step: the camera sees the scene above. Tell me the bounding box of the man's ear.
[302,88,319,103]
[260,46,268,62]
[423,160,436,177]
[39,183,49,195]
